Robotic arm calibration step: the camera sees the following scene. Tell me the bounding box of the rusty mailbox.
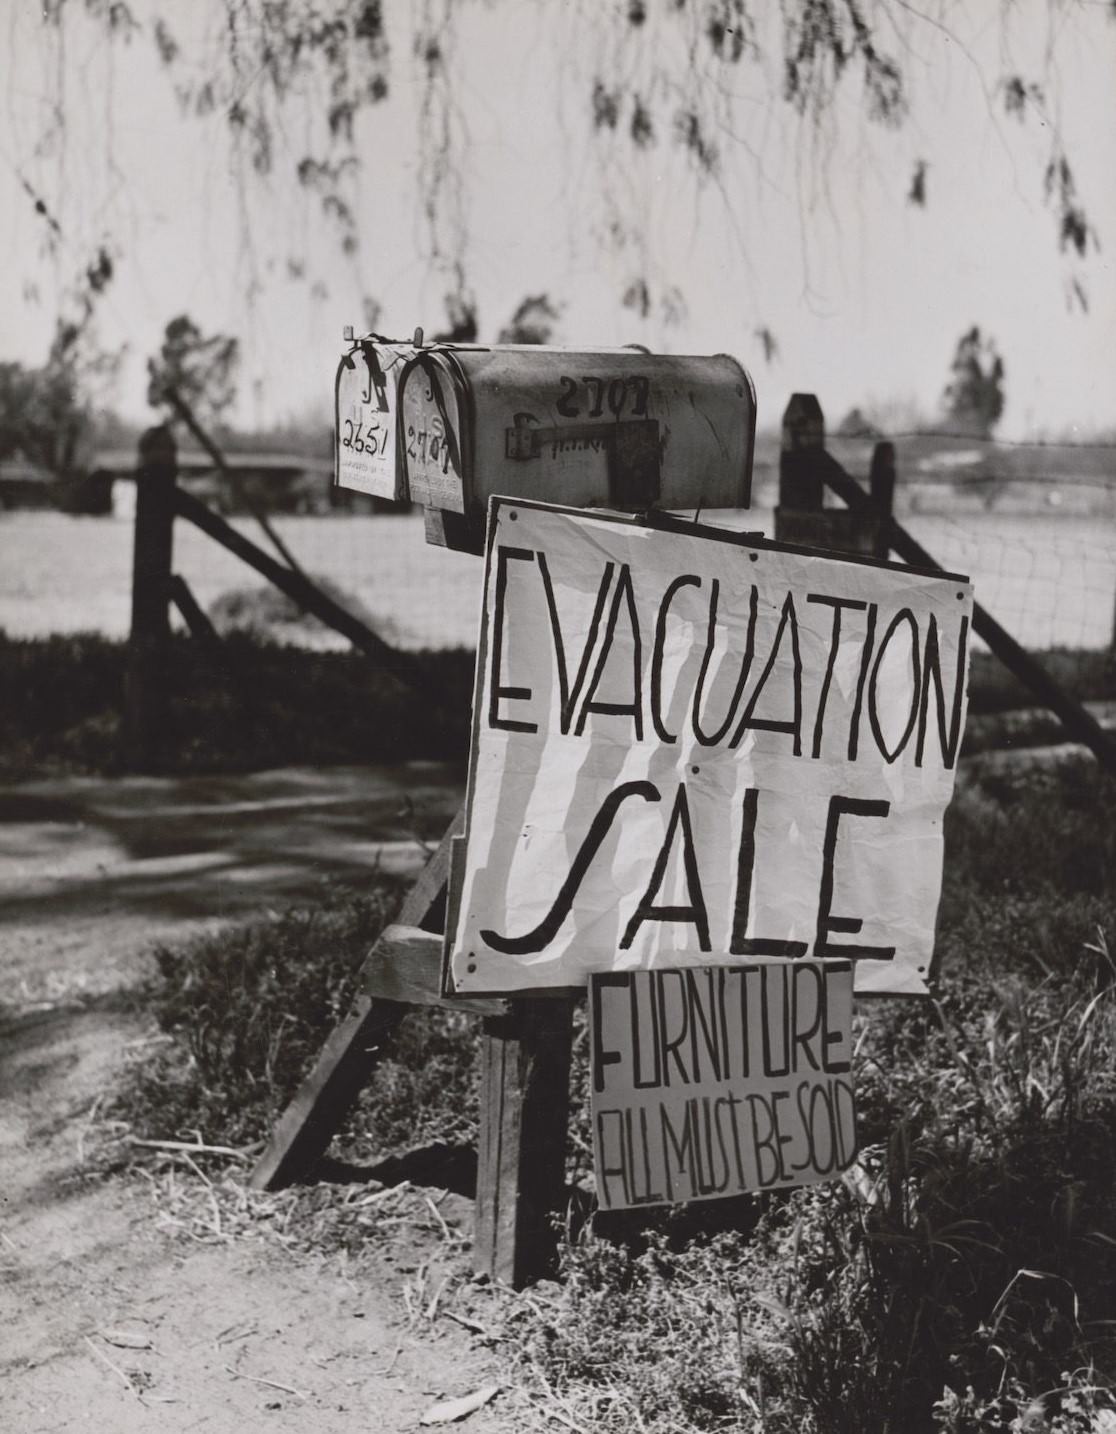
[333,332,416,501]
[396,346,756,549]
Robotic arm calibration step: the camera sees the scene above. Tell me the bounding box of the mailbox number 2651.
[556,374,650,420]
[341,419,388,457]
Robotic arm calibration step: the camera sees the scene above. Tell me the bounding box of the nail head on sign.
[749,552,758,561]
[509,511,518,521]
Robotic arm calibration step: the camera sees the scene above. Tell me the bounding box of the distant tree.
[427,291,562,346]
[147,314,240,423]
[858,394,936,437]
[0,244,119,480]
[836,406,883,440]
[497,294,562,346]
[0,359,88,480]
[430,296,478,345]
[941,327,1005,437]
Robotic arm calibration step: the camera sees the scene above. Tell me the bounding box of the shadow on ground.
[0,762,465,1005]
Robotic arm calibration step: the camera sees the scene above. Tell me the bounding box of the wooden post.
[775,393,834,550]
[777,392,825,523]
[868,440,896,561]
[777,396,895,559]
[248,993,410,1192]
[249,812,464,1192]
[125,425,177,767]
[175,487,442,702]
[168,574,219,645]
[474,997,574,1288]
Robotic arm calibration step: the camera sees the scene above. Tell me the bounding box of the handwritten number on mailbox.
[556,376,580,418]
[406,418,450,474]
[341,418,388,456]
[555,375,650,420]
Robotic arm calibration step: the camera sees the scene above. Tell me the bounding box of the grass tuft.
[0,629,473,779]
[116,891,402,1148]
[113,883,483,1164]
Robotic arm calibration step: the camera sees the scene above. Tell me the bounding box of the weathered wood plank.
[247,993,406,1192]
[165,384,308,579]
[249,810,464,1192]
[125,426,177,766]
[474,998,575,1288]
[175,485,439,700]
[365,925,506,1015]
[169,573,219,644]
[395,808,464,934]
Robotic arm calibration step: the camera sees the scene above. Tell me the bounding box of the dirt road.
[0,764,523,1433]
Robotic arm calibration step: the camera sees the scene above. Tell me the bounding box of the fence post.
[776,393,826,542]
[777,396,896,560]
[125,424,177,767]
[868,440,896,560]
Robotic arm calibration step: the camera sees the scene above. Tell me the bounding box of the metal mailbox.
[333,333,416,500]
[396,346,755,545]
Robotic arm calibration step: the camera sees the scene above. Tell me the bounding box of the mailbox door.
[334,340,414,499]
[397,351,468,513]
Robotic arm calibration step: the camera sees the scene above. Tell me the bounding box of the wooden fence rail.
[124,421,442,760]
[174,487,440,699]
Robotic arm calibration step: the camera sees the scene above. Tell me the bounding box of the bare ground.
[0,765,526,1433]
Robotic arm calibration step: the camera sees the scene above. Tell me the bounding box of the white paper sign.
[334,342,412,498]
[590,961,856,1209]
[450,500,972,997]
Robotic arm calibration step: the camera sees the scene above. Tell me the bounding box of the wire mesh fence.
[1,434,1113,658]
[829,430,1116,653]
[904,508,1115,651]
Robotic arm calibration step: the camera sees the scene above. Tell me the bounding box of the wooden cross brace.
[249,809,575,1289]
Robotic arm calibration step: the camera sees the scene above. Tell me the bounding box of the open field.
[1,506,1114,652]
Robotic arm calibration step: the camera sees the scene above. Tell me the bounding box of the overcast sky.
[1,0,1114,437]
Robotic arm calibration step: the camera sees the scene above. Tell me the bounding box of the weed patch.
[966,647,1115,717]
[112,887,476,1166]
[529,948,1116,1432]
[0,630,473,779]
[523,764,1116,1433]
[3,633,1111,781]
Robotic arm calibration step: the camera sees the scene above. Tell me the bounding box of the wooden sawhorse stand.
[249,812,575,1288]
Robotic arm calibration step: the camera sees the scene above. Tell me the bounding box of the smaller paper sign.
[589,961,856,1210]
[335,343,411,499]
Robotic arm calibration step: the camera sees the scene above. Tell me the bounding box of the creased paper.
[450,500,973,997]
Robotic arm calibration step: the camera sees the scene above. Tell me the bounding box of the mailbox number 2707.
[556,374,650,420]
